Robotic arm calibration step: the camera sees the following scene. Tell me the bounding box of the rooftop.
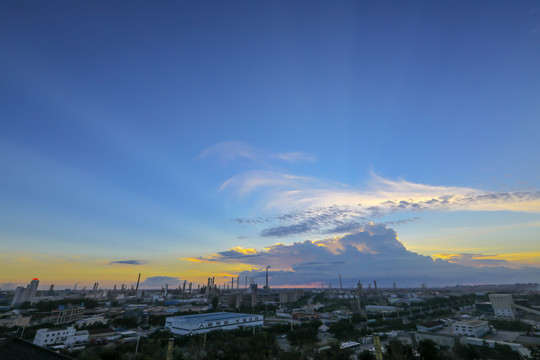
[167,312,259,323]
[457,319,488,327]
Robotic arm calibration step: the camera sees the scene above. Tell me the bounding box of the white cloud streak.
[198,141,316,165]
[270,152,316,163]
[223,171,540,237]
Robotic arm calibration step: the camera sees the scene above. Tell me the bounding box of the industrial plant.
[1,274,540,360]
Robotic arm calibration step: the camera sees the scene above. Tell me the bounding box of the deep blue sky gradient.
[1,1,539,286]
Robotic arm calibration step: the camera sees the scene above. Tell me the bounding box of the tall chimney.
[265,266,271,289]
[135,273,141,294]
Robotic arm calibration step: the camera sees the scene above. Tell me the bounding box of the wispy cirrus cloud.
[270,152,316,163]
[198,141,259,163]
[223,171,540,237]
[198,141,316,165]
[220,170,313,195]
[182,224,540,287]
[109,260,147,265]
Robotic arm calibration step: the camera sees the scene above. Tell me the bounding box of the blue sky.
[1,1,539,288]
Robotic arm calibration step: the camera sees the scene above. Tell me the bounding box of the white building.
[165,312,264,335]
[33,326,89,347]
[488,294,517,319]
[453,320,490,338]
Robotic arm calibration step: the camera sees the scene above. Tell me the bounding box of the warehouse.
[165,312,264,335]
[453,320,490,338]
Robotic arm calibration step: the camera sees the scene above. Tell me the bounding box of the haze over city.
[1,1,540,291]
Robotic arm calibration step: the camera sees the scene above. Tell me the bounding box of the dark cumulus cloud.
[109,260,147,265]
[252,205,367,238]
[190,224,540,287]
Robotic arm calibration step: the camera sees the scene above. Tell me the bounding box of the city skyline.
[1,1,539,289]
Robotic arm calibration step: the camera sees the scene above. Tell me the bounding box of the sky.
[1,1,539,290]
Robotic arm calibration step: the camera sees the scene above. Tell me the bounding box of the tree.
[527,346,540,360]
[211,296,219,310]
[418,339,441,360]
[287,326,318,346]
[358,350,376,360]
[315,342,353,360]
[383,339,416,360]
[453,343,480,360]
[328,319,354,339]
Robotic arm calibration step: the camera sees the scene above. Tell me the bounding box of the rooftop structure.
[165,312,263,335]
[50,306,85,325]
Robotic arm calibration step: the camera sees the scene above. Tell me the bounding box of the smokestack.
[339,274,342,289]
[237,276,240,290]
[135,273,141,293]
[265,266,271,289]
[374,280,377,292]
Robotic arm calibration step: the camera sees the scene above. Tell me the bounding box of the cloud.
[0,282,24,290]
[109,260,147,265]
[220,171,312,195]
[434,253,517,268]
[270,152,316,163]
[185,224,540,287]
[141,276,183,288]
[223,171,540,237]
[198,141,259,163]
[198,142,315,165]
